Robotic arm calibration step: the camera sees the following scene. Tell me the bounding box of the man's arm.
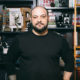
[6,37,20,80]
[60,37,74,80]
[63,71,72,80]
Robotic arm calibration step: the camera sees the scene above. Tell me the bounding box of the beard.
[32,22,48,33]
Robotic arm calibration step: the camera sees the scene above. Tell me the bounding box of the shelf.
[76,55,80,58]
[76,25,80,27]
[77,67,80,70]
[0,31,27,35]
[0,28,74,34]
[76,62,80,63]
[48,27,74,32]
[46,7,80,12]
[76,46,80,49]
[46,7,74,12]
[0,0,33,7]
[76,4,80,6]
[46,7,74,10]
[75,66,80,71]
[5,0,33,1]
[3,0,33,1]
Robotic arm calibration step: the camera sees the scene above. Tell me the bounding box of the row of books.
[72,13,80,25]
[76,51,80,67]
[36,0,68,8]
[37,0,59,8]
[76,32,80,47]
[69,0,74,8]
[48,10,56,28]
[69,0,80,8]
[33,0,80,8]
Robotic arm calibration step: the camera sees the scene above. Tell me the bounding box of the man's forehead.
[32,6,47,14]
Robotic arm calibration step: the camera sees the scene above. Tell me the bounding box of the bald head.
[31,6,48,16]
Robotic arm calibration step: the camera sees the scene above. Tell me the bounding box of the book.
[37,0,55,8]
[48,10,56,28]
[72,13,80,26]
[32,0,37,8]
[0,5,3,31]
[69,0,74,8]
[77,32,80,46]
[77,0,80,5]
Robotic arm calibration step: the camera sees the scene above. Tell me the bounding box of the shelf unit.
[0,0,33,33]
[0,0,33,7]
[0,0,78,80]
[46,7,74,32]
[0,1,78,33]
[74,0,80,80]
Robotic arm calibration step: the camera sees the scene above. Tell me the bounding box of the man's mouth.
[36,22,44,25]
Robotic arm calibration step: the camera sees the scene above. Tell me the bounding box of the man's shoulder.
[49,31,67,43]
[16,30,32,38]
[49,31,63,38]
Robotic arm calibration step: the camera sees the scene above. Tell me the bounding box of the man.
[7,6,74,80]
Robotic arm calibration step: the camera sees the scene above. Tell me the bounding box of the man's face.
[31,7,49,33]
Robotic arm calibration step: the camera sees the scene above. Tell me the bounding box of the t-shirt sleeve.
[60,37,74,72]
[6,36,21,75]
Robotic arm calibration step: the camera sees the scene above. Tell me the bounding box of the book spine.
[69,0,74,8]
[37,0,55,8]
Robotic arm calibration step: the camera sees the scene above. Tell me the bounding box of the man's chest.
[18,37,62,58]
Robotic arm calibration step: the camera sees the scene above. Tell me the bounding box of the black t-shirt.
[7,31,74,80]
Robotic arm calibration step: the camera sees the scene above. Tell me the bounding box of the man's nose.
[38,17,41,22]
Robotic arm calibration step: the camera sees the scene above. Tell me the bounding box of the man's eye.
[42,16,46,18]
[33,17,37,18]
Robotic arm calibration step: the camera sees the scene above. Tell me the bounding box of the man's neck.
[32,29,48,36]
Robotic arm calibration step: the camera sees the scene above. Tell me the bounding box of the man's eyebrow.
[34,13,46,16]
[41,14,46,15]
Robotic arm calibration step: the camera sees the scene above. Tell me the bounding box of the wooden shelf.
[75,66,80,71]
[77,67,80,70]
[76,4,80,6]
[76,46,80,49]
[76,25,80,27]
[76,55,80,58]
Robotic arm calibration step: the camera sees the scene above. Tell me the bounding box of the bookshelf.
[0,0,33,6]
[0,0,78,80]
[74,0,80,80]
[0,0,80,33]
[0,1,32,80]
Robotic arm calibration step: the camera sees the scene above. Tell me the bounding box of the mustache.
[36,22,44,25]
